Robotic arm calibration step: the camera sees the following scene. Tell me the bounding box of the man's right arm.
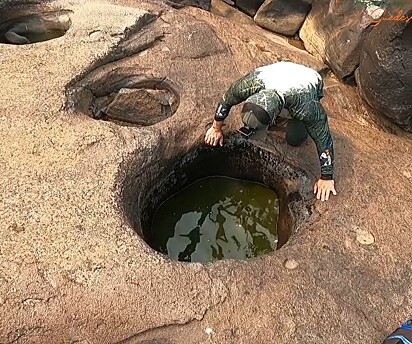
[291,99,334,179]
[214,71,265,122]
[290,99,337,201]
[206,71,264,147]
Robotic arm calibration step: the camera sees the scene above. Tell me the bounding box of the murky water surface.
[150,176,279,263]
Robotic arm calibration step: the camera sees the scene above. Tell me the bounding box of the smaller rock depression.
[0,10,71,45]
[67,68,180,127]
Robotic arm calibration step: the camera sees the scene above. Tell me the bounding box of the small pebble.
[283,258,299,270]
[403,170,411,179]
[205,327,214,335]
[344,238,352,248]
[356,231,375,245]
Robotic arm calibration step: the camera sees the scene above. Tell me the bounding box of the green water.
[150,176,279,263]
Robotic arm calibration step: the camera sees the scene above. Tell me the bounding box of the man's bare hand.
[205,126,224,146]
[314,179,337,202]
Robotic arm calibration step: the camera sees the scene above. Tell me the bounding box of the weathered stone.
[356,7,412,132]
[254,0,312,36]
[1,1,412,344]
[236,0,265,16]
[300,0,379,79]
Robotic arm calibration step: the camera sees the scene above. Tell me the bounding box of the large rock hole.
[122,138,313,263]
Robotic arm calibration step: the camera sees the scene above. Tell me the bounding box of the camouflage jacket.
[214,61,334,180]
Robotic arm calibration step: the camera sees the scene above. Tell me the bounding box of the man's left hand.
[314,179,337,201]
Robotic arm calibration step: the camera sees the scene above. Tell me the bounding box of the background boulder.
[254,0,312,36]
[236,0,265,16]
[356,7,412,132]
[300,0,378,79]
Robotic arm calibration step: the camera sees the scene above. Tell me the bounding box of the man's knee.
[286,119,308,146]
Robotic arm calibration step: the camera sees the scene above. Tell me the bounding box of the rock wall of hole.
[121,138,314,251]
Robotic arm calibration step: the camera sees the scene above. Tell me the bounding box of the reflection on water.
[150,176,279,263]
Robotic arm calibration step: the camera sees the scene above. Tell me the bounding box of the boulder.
[236,0,265,16]
[210,0,255,25]
[300,0,380,79]
[321,73,409,136]
[254,0,312,36]
[355,7,412,132]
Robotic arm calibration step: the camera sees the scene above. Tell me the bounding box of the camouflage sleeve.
[291,99,334,179]
[214,71,265,121]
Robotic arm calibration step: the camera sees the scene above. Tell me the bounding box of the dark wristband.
[214,114,225,122]
[214,103,230,122]
[320,174,333,180]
